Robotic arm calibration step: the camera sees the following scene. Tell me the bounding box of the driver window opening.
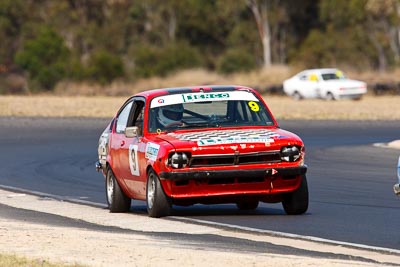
[116,101,133,134]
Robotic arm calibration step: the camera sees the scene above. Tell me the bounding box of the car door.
[109,100,133,193]
[300,73,320,98]
[117,98,147,199]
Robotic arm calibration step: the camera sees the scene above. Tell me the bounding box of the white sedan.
[283,68,367,100]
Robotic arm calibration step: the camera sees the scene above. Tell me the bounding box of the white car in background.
[283,68,367,100]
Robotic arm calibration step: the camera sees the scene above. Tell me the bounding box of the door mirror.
[125,126,138,138]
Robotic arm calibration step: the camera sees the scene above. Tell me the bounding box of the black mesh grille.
[189,151,281,167]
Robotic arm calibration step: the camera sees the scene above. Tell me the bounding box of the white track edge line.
[1,185,399,255]
[0,185,107,208]
[170,216,400,255]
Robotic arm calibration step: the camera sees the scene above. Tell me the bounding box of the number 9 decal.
[248,101,260,112]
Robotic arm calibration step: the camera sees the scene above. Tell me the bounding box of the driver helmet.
[158,104,184,126]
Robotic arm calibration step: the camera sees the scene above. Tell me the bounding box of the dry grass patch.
[1,95,399,120]
[264,95,400,120]
[0,253,82,267]
[14,66,400,96]
[53,67,293,96]
[0,95,126,118]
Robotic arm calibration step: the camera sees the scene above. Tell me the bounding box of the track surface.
[0,117,399,250]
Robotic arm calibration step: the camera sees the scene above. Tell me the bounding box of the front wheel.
[282,175,309,215]
[146,170,172,218]
[106,168,131,213]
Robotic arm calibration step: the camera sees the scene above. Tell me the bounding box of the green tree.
[0,0,30,69]
[3,0,400,93]
[364,0,400,70]
[134,42,203,77]
[177,0,247,69]
[15,27,70,91]
[86,50,124,84]
[305,0,400,71]
[217,48,256,74]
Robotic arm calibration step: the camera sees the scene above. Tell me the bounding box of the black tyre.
[282,175,309,215]
[146,170,172,218]
[325,92,335,101]
[236,200,259,210]
[106,168,131,213]
[293,91,302,101]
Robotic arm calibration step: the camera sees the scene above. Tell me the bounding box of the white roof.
[300,68,340,74]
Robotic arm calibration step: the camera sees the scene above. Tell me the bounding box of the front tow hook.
[95,161,102,172]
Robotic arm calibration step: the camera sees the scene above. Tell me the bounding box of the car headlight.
[280,146,301,162]
[169,152,189,168]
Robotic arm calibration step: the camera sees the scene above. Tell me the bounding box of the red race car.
[96,85,308,217]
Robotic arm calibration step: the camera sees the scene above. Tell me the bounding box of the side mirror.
[125,126,138,138]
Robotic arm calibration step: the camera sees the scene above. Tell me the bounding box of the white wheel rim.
[147,175,155,210]
[107,173,114,204]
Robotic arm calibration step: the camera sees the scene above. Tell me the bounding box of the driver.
[158,103,184,127]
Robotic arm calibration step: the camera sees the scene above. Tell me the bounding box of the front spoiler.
[394,184,400,196]
[159,166,307,181]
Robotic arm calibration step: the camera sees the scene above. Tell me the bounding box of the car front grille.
[189,151,281,167]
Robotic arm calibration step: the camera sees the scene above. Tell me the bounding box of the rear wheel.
[292,91,302,101]
[106,168,131,213]
[146,170,172,218]
[282,175,309,215]
[325,92,335,101]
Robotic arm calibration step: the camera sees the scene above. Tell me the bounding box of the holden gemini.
[96,85,308,217]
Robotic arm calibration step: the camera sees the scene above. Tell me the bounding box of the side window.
[129,100,145,136]
[116,102,133,134]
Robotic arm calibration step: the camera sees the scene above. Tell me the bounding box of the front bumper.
[394,184,400,196]
[159,166,307,181]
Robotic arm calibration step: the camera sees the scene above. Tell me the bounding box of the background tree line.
[1,0,400,92]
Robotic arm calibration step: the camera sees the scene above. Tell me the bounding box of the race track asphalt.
[0,117,399,250]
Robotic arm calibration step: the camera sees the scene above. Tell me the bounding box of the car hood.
[153,127,303,154]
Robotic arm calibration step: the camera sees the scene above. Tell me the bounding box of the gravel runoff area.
[0,186,399,267]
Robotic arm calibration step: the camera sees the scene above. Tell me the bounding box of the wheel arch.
[325,91,336,100]
[105,166,131,212]
[105,161,134,199]
[146,165,172,198]
[293,90,303,100]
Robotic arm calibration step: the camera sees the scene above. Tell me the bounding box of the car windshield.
[148,91,275,132]
[321,70,346,81]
